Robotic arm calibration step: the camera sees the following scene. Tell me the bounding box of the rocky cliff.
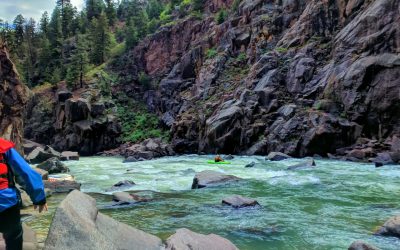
[116,0,400,159]
[0,45,29,152]
[24,85,121,156]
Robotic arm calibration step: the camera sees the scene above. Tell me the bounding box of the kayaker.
[214,155,224,162]
[0,138,47,250]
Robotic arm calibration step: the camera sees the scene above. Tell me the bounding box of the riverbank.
[23,155,400,249]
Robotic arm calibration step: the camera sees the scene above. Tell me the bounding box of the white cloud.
[0,0,85,22]
[71,0,84,11]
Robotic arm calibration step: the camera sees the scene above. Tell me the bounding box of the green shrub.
[206,48,218,59]
[216,9,228,24]
[276,47,288,53]
[138,71,151,89]
[237,52,246,62]
[117,104,169,143]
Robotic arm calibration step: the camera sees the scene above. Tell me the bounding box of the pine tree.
[23,18,37,86]
[86,0,105,21]
[67,35,89,89]
[38,38,52,82]
[62,2,76,37]
[56,0,72,38]
[48,7,63,78]
[40,12,50,35]
[105,0,117,26]
[13,15,25,46]
[89,12,111,64]
[125,21,138,49]
[146,0,163,20]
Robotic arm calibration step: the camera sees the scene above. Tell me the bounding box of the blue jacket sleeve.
[5,148,46,205]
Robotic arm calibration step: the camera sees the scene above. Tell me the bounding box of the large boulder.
[348,240,380,250]
[44,190,163,250]
[166,228,238,250]
[287,158,316,170]
[64,98,90,122]
[191,170,241,189]
[124,138,174,161]
[222,195,260,208]
[26,147,57,164]
[60,151,79,161]
[44,180,81,193]
[23,139,44,155]
[375,215,400,238]
[37,157,69,174]
[266,152,292,161]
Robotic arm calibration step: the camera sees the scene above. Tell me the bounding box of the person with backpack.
[0,138,47,250]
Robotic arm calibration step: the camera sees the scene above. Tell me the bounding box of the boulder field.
[44,190,239,250]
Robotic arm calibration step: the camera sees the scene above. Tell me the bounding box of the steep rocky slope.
[0,45,29,152]
[116,0,400,159]
[24,84,121,155]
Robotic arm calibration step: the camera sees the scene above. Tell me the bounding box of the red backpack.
[0,138,15,190]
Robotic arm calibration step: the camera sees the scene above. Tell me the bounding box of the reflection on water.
[26,156,400,249]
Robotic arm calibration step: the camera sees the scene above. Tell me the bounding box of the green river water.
[25,156,400,249]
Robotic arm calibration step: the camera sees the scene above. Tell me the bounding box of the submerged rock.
[166,228,238,250]
[106,180,136,192]
[287,158,316,170]
[244,162,256,168]
[222,195,260,208]
[191,170,241,189]
[375,215,400,238]
[266,152,292,161]
[225,155,234,160]
[37,157,69,174]
[112,191,152,204]
[44,190,163,250]
[372,152,394,167]
[348,240,380,250]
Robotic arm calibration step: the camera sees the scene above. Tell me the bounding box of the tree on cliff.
[66,35,89,89]
[48,7,63,73]
[13,15,25,47]
[22,18,38,87]
[86,0,105,21]
[39,12,50,36]
[146,0,163,20]
[105,0,117,26]
[88,12,111,64]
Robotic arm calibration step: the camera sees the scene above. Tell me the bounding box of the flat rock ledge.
[222,195,260,208]
[191,170,242,189]
[166,228,239,250]
[44,190,163,250]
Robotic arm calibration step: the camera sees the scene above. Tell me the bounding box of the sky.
[0,0,84,23]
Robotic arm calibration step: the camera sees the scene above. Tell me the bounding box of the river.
[25,156,400,249]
